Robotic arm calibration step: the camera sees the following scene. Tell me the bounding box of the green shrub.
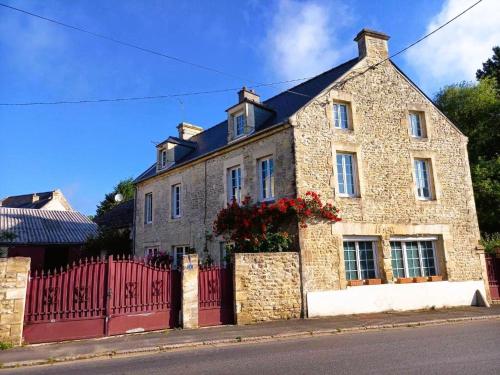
[480,233,500,253]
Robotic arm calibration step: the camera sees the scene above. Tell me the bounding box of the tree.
[476,46,500,88]
[95,178,135,216]
[434,78,500,163]
[435,47,500,234]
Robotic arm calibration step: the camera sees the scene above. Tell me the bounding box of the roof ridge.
[263,57,359,103]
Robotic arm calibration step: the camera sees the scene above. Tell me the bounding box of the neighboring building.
[134,29,488,313]
[94,199,134,232]
[0,189,73,211]
[0,207,97,270]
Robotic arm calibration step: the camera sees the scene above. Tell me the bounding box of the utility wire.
[0,2,248,81]
[0,0,484,107]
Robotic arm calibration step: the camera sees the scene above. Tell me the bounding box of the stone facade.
[233,253,301,324]
[291,30,484,310]
[0,257,30,346]
[135,126,295,263]
[134,28,485,315]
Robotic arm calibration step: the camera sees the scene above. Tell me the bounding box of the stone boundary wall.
[0,257,30,346]
[233,252,301,324]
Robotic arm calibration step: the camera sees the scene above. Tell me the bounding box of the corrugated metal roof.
[0,207,98,245]
[135,58,358,183]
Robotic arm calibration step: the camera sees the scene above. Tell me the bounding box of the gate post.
[0,257,30,346]
[181,254,199,329]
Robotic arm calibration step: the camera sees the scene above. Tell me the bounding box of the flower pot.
[413,276,427,283]
[366,278,381,285]
[396,277,413,284]
[348,279,364,286]
[428,275,443,282]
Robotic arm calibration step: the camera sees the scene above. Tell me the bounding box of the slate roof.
[0,191,54,209]
[93,199,134,230]
[0,207,98,245]
[135,58,358,183]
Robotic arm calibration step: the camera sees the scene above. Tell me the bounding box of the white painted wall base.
[307,281,489,318]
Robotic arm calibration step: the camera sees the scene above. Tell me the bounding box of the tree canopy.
[435,47,500,234]
[476,46,500,88]
[95,178,135,216]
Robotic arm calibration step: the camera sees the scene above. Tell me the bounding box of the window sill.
[338,195,361,200]
[416,197,438,204]
[333,127,353,132]
[410,136,428,141]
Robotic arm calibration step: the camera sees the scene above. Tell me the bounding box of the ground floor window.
[390,240,438,278]
[343,240,378,280]
[145,246,159,257]
[173,245,190,267]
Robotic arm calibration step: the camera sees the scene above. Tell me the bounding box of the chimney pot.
[238,87,260,104]
[176,122,203,140]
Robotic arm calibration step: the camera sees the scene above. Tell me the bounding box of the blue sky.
[1,0,498,215]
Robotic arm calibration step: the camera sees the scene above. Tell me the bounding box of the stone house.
[134,29,489,315]
[0,189,73,211]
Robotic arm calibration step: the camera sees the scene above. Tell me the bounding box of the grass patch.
[0,342,13,351]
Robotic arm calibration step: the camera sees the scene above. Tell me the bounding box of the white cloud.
[262,0,352,80]
[405,0,500,91]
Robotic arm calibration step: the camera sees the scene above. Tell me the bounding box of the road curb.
[2,314,499,369]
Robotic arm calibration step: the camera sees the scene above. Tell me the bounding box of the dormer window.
[234,112,245,137]
[160,150,167,168]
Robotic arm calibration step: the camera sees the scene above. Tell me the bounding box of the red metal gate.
[198,265,234,327]
[23,256,181,344]
[486,254,500,300]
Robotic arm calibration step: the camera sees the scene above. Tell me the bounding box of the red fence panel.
[23,256,181,344]
[486,254,500,300]
[23,258,107,343]
[107,257,181,335]
[198,265,234,327]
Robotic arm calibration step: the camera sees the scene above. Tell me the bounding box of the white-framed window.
[227,166,242,204]
[409,112,425,138]
[145,246,159,257]
[259,157,275,201]
[390,239,438,278]
[233,112,245,137]
[414,159,433,200]
[171,184,181,218]
[343,240,378,280]
[333,103,349,129]
[173,245,190,267]
[160,150,167,168]
[144,193,153,224]
[336,153,358,197]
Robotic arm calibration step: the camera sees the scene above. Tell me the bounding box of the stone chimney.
[177,122,203,140]
[238,87,260,104]
[32,193,39,203]
[354,28,390,61]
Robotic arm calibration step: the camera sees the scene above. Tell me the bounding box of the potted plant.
[396,277,413,284]
[413,276,427,283]
[0,231,16,258]
[428,275,443,282]
[348,279,364,286]
[366,278,382,285]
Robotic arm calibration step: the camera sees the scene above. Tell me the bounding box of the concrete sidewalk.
[1,305,500,369]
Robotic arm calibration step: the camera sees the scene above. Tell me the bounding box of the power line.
[0,2,247,81]
[0,0,484,107]
[0,77,311,106]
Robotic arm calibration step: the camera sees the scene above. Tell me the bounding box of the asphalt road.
[5,320,500,375]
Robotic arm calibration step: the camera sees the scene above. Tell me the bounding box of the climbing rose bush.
[213,192,341,253]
